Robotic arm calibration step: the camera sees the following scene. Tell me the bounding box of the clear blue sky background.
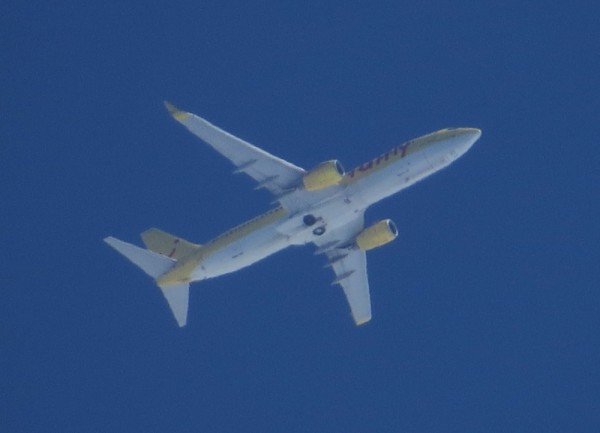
[2,1,599,432]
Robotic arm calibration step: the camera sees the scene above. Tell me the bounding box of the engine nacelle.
[355,219,398,251]
[302,160,345,191]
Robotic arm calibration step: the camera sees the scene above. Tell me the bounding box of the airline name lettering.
[347,141,411,178]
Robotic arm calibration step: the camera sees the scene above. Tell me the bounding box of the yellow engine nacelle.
[302,160,345,191]
[356,219,398,251]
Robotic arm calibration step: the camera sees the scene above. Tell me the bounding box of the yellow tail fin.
[141,228,201,260]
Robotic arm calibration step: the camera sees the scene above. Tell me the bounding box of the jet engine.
[355,219,398,251]
[302,160,345,191]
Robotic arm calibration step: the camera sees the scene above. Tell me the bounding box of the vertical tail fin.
[141,228,201,260]
[104,236,190,327]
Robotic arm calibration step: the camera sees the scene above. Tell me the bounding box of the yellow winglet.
[164,100,190,121]
[355,316,372,326]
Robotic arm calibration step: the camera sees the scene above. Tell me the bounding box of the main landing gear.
[303,214,317,226]
[312,227,326,236]
[303,214,326,236]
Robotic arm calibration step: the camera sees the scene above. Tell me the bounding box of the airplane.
[105,102,481,327]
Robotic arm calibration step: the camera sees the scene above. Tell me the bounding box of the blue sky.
[2,1,599,432]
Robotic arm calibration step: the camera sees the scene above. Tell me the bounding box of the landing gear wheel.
[303,214,317,226]
[312,226,326,236]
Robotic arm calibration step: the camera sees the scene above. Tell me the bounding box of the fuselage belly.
[189,128,479,283]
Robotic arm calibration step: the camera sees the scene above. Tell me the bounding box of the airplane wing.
[165,102,306,197]
[314,213,372,325]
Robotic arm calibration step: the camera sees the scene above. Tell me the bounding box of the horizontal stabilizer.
[104,236,175,278]
[105,237,190,326]
[160,283,190,327]
[141,228,201,260]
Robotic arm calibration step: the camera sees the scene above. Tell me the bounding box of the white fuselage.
[187,128,480,281]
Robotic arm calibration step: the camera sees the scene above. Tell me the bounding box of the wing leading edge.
[165,102,305,197]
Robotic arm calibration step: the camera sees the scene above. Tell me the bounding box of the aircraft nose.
[464,128,482,144]
[451,128,481,156]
